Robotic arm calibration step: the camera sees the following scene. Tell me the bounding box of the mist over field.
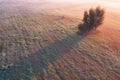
[0,0,120,80]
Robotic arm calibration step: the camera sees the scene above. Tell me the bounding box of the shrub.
[78,6,105,33]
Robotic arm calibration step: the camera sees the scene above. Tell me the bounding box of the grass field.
[0,0,120,80]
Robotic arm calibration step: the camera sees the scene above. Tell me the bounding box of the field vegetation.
[0,0,120,80]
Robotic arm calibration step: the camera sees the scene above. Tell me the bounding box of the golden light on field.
[22,0,120,9]
[49,0,120,7]
[0,0,120,80]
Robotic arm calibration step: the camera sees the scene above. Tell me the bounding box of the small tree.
[78,6,105,33]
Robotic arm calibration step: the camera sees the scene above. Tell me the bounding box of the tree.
[83,11,89,25]
[78,6,105,33]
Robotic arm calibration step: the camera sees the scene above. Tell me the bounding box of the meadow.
[0,0,120,80]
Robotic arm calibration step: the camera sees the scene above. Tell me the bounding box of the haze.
[0,0,120,80]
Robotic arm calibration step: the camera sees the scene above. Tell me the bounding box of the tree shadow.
[28,33,85,78]
[0,32,85,80]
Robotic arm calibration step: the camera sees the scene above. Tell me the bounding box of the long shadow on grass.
[28,33,85,79]
[0,33,85,80]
